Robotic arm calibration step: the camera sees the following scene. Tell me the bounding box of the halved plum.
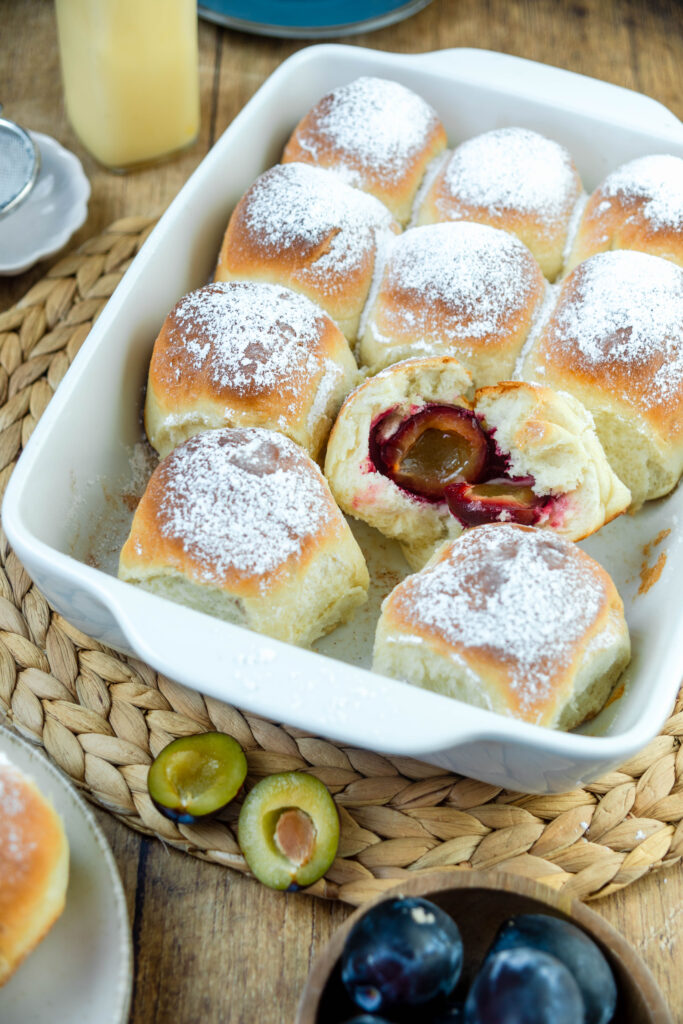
[370,404,489,499]
[237,771,339,890]
[445,477,551,527]
[147,731,247,823]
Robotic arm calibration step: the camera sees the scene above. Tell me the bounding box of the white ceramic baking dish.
[3,47,683,793]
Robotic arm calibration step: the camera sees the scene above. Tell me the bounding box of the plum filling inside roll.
[368,403,556,524]
[370,404,489,499]
[445,478,552,527]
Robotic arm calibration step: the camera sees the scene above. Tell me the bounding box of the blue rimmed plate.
[198,0,433,38]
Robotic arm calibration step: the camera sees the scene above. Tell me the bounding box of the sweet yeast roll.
[417,127,584,281]
[521,249,683,507]
[373,523,630,730]
[144,281,358,460]
[0,753,69,986]
[214,162,399,343]
[324,356,474,569]
[282,76,447,226]
[119,428,369,647]
[324,357,630,569]
[566,154,683,274]
[468,381,631,538]
[358,221,548,386]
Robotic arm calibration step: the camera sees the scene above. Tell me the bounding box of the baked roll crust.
[324,358,630,568]
[119,428,369,647]
[358,222,547,385]
[373,523,630,730]
[566,154,683,274]
[214,162,399,342]
[282,76,447,226]
[144,281,358,460]
[417,127,584,281]
[521,250,683,507]
[0,754,69,986]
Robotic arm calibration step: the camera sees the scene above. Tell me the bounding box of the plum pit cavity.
[273,807,316,867]
[369,404,488,499]
[238,771,339,890]
[369,402,559,525]
[446,477,551,527]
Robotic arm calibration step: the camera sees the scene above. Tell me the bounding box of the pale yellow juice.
[55,0,199,169]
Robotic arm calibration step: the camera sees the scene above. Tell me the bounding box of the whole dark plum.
[464,947,585,1024]
[341,896,463,1015]
[490,914,616,1024]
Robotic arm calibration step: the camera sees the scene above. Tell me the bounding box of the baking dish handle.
[404,48,683,137]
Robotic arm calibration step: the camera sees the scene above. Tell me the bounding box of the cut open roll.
[324,357,630,568]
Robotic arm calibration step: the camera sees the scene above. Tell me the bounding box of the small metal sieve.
[0,105,41,217]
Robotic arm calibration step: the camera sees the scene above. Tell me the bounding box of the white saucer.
[0,724,132,1024]
[0,132,90,275]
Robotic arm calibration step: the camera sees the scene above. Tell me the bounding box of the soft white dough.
[324,356,473,569]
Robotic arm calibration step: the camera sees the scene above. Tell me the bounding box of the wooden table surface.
[2,1,682,1021]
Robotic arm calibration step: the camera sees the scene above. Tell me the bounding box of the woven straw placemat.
[1,218,682,906]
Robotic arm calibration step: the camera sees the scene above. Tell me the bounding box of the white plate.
[0,725,132,1024]
[3,47,683,793]
[0,132,90,275]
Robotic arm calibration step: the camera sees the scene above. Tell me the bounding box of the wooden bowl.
[297,870,672,1023]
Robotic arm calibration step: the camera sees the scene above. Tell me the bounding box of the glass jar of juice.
[55,0,200,170]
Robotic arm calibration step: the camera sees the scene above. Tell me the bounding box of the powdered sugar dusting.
[0,756,37,863]
[439,128,580,230]
[241,163,395,289]
[161,281,332,396]
[292,76,443,187]
[548,251,683,406]
[514,280,557,378]
[601,155,683,230]
[155,429,332,584]
[373,222,540,343]
[306,358,345,433]
[391,525,606,715]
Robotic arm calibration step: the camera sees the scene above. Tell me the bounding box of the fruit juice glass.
[55,0,200,170]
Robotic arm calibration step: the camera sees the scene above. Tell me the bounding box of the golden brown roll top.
[521,249,683,507]
[0,753,69,986]
[359,221,547,385]
[214,162,400,342]
[282,76,447,226]
[417,127,584,281]
[144,281,358,460]
[119,428,369,647]
[373,523,630,730]
[566,154,683,274]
